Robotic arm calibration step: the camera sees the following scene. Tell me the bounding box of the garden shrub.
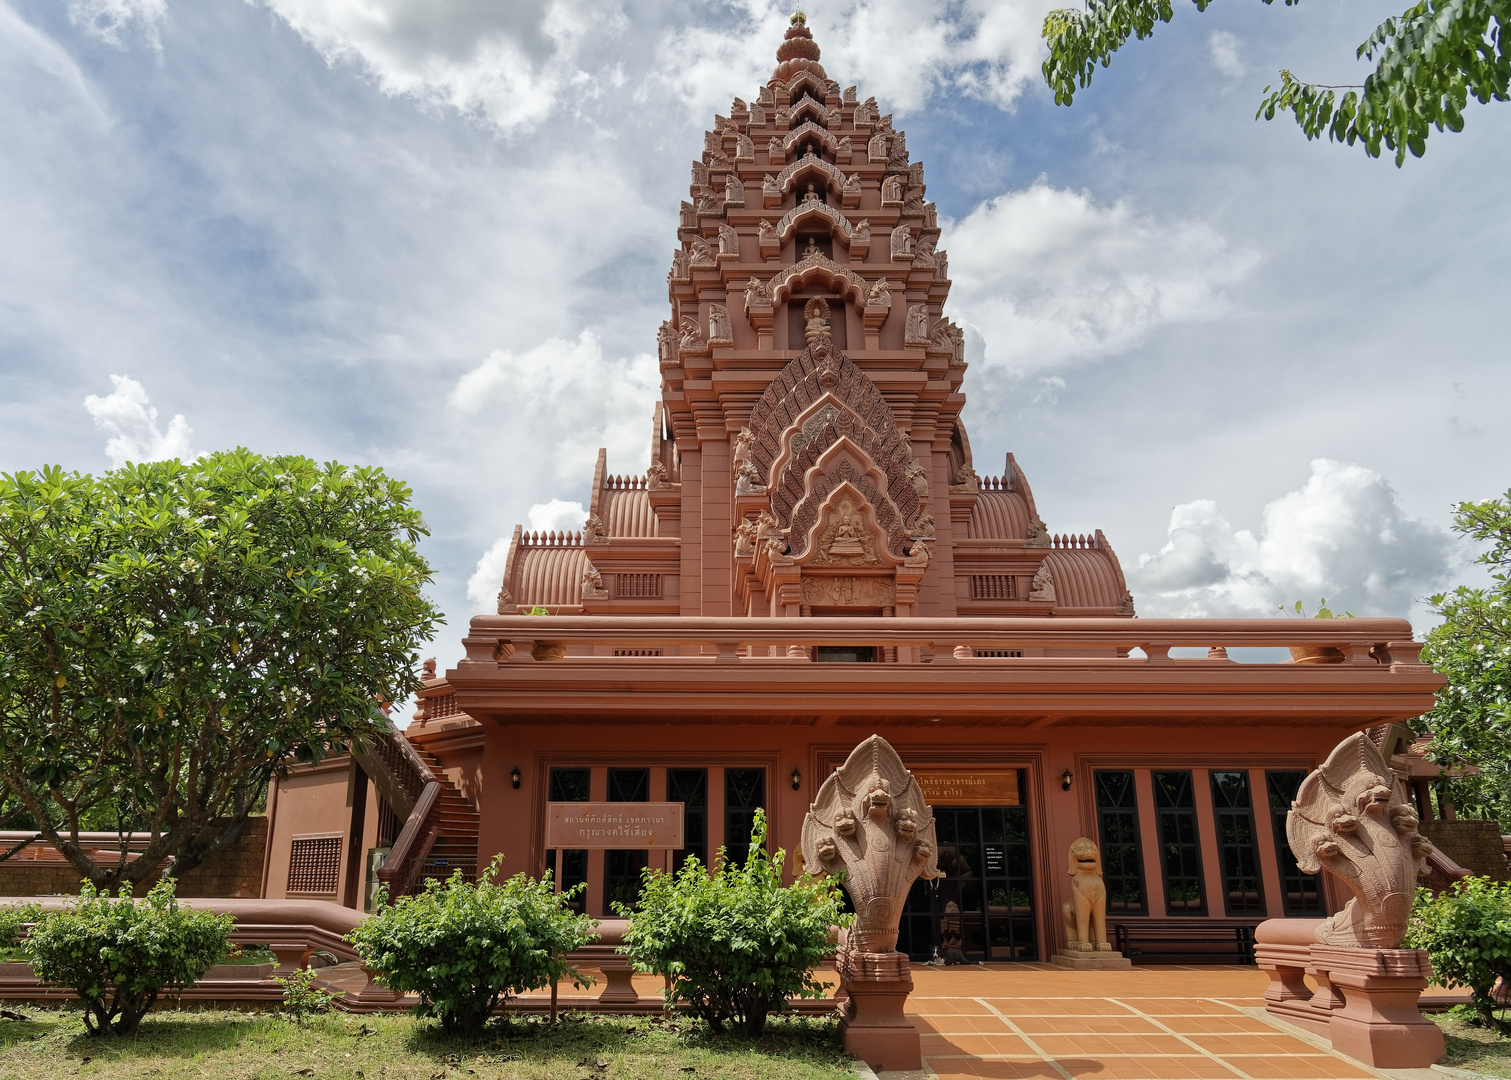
[347,857,596,1033]
[1405,878,1511,1030]
[274,966,343,1023]
[0,902,41,958]
[25,878,233,1036]
[618,809,848,1036]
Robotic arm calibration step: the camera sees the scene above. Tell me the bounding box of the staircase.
[412,747,480,886]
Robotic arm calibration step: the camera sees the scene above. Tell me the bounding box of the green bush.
[347,857,596,1033]
[273,965,343,1024]
[25,879,233,1036]
[1405,878,1511,1031]
[618,808,848,1036]
[0,902,41,958]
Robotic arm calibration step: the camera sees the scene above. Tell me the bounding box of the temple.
[260,17,1447,963]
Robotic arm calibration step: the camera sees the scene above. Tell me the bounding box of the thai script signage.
[546,802,685,849]
[911,770,1020,806]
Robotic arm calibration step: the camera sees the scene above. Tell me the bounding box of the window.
[1210,771,1265,916]
[1093,771,1146,915]
[1267,770,1326,915]
[616,574,662,599]
[546,768,590,913]
[667,769,708,872]
[724,768,766,867]
[604,768,650,914]
[288,833,342,896]
[1152,771,1206,915]
[970,575,1017,600]
[814,646,876,662]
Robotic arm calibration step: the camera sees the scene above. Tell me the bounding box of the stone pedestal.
[838,947,921,1072]
[1050,948,1131,970]
[1314,946,1445,1069]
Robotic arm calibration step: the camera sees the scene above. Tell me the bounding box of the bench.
[1113,921,1257,965]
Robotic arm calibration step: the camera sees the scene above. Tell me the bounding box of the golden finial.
[791,11,807,26]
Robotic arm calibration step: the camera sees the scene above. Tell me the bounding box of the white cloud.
[655,0,1058,122]
[82,375,195,468]
[943,180,1259,376]
[465,498,585,610]
[1208,30,1246,80]
[252,0,620,133]
[1129,459,1455,619]
[67,0,166,52]
[447,330,658,485]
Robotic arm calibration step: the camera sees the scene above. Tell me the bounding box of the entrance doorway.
[898,795,1037,962]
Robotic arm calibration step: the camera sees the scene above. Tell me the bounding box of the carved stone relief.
[583,513,608,545]
[724,174,744,207]
[903,539,930,568]
[708,304,734,346]
[734,459,765,496]
[814,495,879,566]
[867,132,888,163]
[903,304,929,345]
[718,223,739,260]
[669,249,689,282]
[678,315,708,355]
[865,278,892,309]
[1029,563,1055,603]
[1026,516,1050,548]
[890,224,913,261]
[904,459,928,496]
[581,563,608,600]
[688,236,716,267]
[800,576,894,608]
[804,297,832,347]
[656,320,678,368]
[1118,589,1136,616]
[881,174,904,206]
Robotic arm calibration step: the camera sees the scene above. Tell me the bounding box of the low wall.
[1421,820,1509,881]
[0,818,268,898]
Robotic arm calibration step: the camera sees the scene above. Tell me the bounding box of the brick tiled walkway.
[905,965,1452,1080]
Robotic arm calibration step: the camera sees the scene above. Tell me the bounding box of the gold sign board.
[912,770,1020,806]
[546,802,685,850]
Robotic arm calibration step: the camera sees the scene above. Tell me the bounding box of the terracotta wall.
[0,817,268,898]
[477,720,1343,955]
[263,757,365,906]
[1421,819,1510,881]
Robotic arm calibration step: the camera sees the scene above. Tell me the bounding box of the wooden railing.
[349,718,442,899]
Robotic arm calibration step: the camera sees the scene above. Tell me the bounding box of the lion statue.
[1061,837,1113,952]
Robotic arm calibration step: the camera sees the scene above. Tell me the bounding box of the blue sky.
[2,0,1507,666]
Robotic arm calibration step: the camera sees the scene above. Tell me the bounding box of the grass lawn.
[1437,1006,1511,1078]
[0,1007,853,1080]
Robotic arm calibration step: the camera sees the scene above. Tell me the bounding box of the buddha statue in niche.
[826,497,867,557]
[804,296,831,346]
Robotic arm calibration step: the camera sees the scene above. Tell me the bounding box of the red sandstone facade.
[263,20,1444,963]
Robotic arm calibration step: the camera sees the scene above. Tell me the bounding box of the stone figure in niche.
[750,103,766,125]
[855,96,876,126]
[656,320,678,366]
[725,174,744,206]
[908,161,926,189]
[1061,838,1114,952]
[581,563,608,600]
[1029,563,1056,603]
[736,133,755,161]
[868,132,889,162]
[936,251,949,282]
[691,161,709,189]
[801,735,940,955]
[826,498,867,557]
[801,236,823,261]
[669,249,689,281]
[881,174,904,204]
[930,319,964,365]
[804,297,832,346]
[718,223,739,258]
[688,236,716,267]
[866,278,892,309]
[583,513,607,545]
[890,225,914,261]
[903,304,930,345]
[1026,516,1050,548]
[757,86,775,107]
[1117,589,1136,616]
[707,304,734,345]
[888,130,909,168]
[695,187,722,215]
[803,181,821,204]
[1288,731,1437,948]
[734,460,764,496]
[912,508,936,538]
[733,517,757,557]
[905,460,928,496]
[953,465,979,491]
[844,86,857,104]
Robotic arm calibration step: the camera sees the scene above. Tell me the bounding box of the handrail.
[375,781,441,898]
[467,614,1424,665]
[350,717,436,819]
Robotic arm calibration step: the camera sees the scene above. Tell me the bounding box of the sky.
[2,0,1507,673]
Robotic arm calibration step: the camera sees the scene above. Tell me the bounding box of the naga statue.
[1287,730,1438,948]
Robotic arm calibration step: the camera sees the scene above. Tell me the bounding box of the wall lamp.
[791,767,803,791]
[1061,768,1074,792]
[510,766,521,789]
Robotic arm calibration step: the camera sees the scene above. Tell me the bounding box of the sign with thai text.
[546,802,685,849]
[912,770,1020,806]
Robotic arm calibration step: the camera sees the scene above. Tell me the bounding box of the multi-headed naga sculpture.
[1287,731,1437,948]
[801,735,940,955]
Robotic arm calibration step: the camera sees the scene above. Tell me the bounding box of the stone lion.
[1061,836,1113,952]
